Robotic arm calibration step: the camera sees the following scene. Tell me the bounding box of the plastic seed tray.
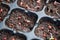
[0,0,60,40]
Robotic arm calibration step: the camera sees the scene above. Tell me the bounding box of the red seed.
[37,0,40,4]
[48,25,52,29]
[43,33,47,37]
[0,17,2,21]
[0,8,3,13]
[41,27,44,30]
[18,16,21,19]
[3,37,7,40]
[7,0,10,2]
[20,2,23,5]
[12,38,15,40]
[18,22,21,25]
[54,38,57,40]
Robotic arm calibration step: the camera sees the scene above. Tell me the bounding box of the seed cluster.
[0,29,26,40]
[17,0,46,11]
[5,9,37,32]
[0,3,10,22]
